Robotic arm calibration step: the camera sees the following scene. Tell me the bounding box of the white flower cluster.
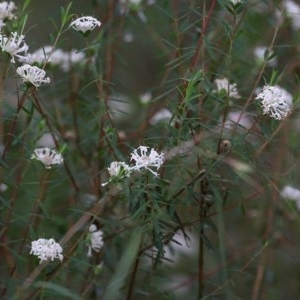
[130,146,164,177]
[16,64,50,87]
[0,1,17,28]
[0,5,52,86]
[21,46,87,72]
[103,146,164,186]
[31,148,64,169]
[102,161,131,186]
[70,16,101,34]
[214,78,241,99]
[108,161,131,177]
[87,224,104,257]
[0,31,28,63]
[255,85,292,120]
[30,238,63,264]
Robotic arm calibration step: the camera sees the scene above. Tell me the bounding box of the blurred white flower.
[0,32,28,63]
[70,16,101,34]
[283,0,300,30]
[31,148,63,169]
[0,183,8,192]
[230,0,242,4]
[256,85,292,120]
[123,32,134,43]
[224,111,254,130]
[118,0,147,22]
[281,185,300,201]
[61,49,86,72]
[102,161,131,186]
[30,238,63,264]
[87,224,104,257]
[21,46,63,66]
[119,0,142,6]
[108,94,134,123]
[36,133,57,148]
[108,161,131,177]
[0,1,17,26]
[214,78,241,99]
[253,46,277,67]
[281,185,300,210]
[149,108,173,125]
[130,145,164,177]
[163,232,197,263]
[16,64,50,87]
[22,46,87,72]
[140,92,152,104]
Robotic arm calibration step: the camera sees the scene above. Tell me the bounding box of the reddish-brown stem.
[31,90,80,193]
[1,87,29,161]
[126,255,140,300]
[190,0,216,71]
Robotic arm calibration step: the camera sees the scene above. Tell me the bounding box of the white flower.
[108,161,131,177]
[130,145,164,177]
[70,16,101,34]
[16,64,50,87]
[60,49,86,72]
[281,185,300,210]
[224,111,254,130]
[214,78,241,99]
[118,0,145,18]
[102,161,131,186]
[0,32,28,63]
[283,0,300,30]
[0,1,17,25]
[123,32,134,43]
[21,46,63,66]
[140,92,152,104]
[0,183,8,192]
[149,108,173,125]
[255,85,292,120]
[87,224,104,257]
[281,185,300,201]
[31,148,64,169]
[30,238,63,264]
[22,46,87,72]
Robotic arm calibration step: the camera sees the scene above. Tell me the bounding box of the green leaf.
[103,229,142,300]
[32,281,84,300]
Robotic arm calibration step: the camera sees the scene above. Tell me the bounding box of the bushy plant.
[1,0,300,299]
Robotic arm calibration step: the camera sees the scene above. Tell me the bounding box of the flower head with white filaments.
[130,146,164,177]
[214,78,241,99]
[16,64,50,87]
[255,85,292,120]
[86,224,104,257]
[70,16,101,34]
[30,238,63,264]
[0,1,17,27]
[102,161,131,186]
[31,148,63,169]
[0,32,28,63]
